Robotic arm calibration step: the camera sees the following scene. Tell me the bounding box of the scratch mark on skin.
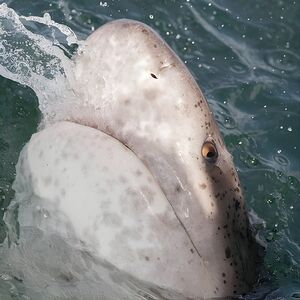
[160,63,175,71]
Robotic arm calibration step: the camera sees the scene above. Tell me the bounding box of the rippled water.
[0,0,299,299]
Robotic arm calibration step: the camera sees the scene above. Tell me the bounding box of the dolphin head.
[71,19,261,298]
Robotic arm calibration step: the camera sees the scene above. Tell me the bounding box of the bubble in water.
[273,152,289,166]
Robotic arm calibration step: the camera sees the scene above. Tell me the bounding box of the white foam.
[0,3,82,126]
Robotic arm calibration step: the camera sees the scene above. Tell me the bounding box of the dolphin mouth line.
[104,129,204,262]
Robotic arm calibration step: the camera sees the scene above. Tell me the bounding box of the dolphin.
[7,19,260,299]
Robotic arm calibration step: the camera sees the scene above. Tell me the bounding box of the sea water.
[0,0,299,299]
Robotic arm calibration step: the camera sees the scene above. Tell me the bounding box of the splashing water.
[0,3,81,126]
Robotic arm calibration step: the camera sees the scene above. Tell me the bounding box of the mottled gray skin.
[71,19,261,298]
[6,19,261,300]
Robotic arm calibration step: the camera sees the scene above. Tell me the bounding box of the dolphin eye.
[201,141,218,163]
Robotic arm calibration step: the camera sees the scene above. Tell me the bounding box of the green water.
[0,0,299,298]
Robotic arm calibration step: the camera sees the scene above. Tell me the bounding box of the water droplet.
[0,273,12,281]
[43,12,51,22]
[266,232,274,242]
[99,1,108,7]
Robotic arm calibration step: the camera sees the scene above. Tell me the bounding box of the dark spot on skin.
[223,280,227,284]
[119,176,127,184]
[222,273,226,277]
[154,44,157,48]
[190,248,194,254]
[59,272,75,282]
[225,246,231,259]
[124,99,131,105]
[150,73,158,79]
[239,232,245,240]
[176,184,182,193]
[235,199,241,211]
[38,150,44,158]
[145,256,150,261]
[135,169,143,176]
[12,276,23,283]
[199,183,207,190]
